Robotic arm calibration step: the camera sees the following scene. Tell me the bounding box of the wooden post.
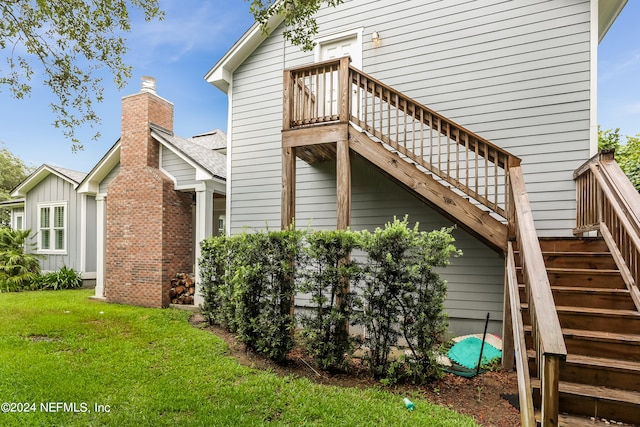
[541,354,561,427]
[336,138,351,230]
[282,146,296,230]
[336,135,351,336]
[338,57,350,123]
[282,70,297,327]
[502,252,515,371]
[283,70,294,131]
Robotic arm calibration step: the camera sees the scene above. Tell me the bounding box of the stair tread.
[556,306,640,317]
[520,303,640,316]
[524,324,640,342]
[566,353,640,372]
[542,251,612,255]
[546,267,620,274]
[531,378,640,405]
[519,284,631,294]
[535,411,634,427]
[526,349,640,372]
[563,328,640,342]
[553,286,629,293]
[531,378,640,404]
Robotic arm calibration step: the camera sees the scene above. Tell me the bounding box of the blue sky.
[1,1,638,173]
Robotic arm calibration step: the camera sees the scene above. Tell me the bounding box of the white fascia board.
[211,178,226,195]
[77,142,121,195]
[11,165,74,198]
[0,198,25,208]
[205,11,285,94]
[154,135,214,182]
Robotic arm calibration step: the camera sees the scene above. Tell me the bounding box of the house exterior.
[77,77,227,307]
[4,77,226,308]
[7,164,97,283]
[206,0,626,336]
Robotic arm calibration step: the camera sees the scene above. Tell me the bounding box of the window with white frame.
[38,202,66,252]
[13,212,24,230]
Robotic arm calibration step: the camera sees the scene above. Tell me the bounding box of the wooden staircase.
[516,237,640,425]
[283,58,640,426]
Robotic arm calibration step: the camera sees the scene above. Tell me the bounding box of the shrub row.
[199,217,461,384]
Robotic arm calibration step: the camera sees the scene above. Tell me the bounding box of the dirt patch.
[190,313,521,426]
[27,334,60,342]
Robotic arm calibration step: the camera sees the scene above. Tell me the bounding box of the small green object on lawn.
[403,397,415,411]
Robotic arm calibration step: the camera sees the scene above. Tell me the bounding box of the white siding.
[227,0,593,333]
[161,146,198,188]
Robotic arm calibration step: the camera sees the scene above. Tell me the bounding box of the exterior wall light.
[371,31,381,48]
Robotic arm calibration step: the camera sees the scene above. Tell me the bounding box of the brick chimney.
[105,77,193,308]
[120,76,173,169]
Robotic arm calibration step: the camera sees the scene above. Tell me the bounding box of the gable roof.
[76,139,121,195]
[77,126,226,195]
[206,0,627,92]
[189,130,227,151]
[11,164,87,198]
[205,9,285,93]
[150,125,226,181]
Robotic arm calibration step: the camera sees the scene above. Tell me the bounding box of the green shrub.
[0,228,42,292]
[199,217,460,382]
[355,217,460,383]
[234,229,303,363]
[298,229,361,371]
[200,228,304,364]
[199,235,237,330]
[31,266,83,291]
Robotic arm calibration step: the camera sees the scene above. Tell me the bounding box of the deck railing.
[574,150,640,309]
[284,56,520,219]
[508,166,567,427]
[285,58,566,425]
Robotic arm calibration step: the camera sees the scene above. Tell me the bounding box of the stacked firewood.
[170,273,195,305]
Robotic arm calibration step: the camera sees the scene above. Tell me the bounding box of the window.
[38,202,66,252]
[13,212,23,230]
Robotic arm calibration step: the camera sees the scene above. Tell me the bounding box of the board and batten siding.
[228,0,593,333]
[24,174,93,273]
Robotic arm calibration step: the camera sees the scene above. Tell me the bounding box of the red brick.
[105,86,193,308]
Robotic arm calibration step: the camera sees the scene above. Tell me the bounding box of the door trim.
[314,27,363,68]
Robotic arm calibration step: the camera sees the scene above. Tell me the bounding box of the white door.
[318,35,361,119]
[320,36,361,67]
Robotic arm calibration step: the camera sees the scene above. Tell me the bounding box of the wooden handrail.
[574,151,640,309]
[505,242,536,427]
[284,57,521,220]
[510,165,566,427]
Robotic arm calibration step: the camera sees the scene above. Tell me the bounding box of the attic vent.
[141,76,156,94]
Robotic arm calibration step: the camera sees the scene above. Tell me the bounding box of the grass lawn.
[0,290,479,426]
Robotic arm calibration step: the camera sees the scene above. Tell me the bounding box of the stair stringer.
[348,125,507,252]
